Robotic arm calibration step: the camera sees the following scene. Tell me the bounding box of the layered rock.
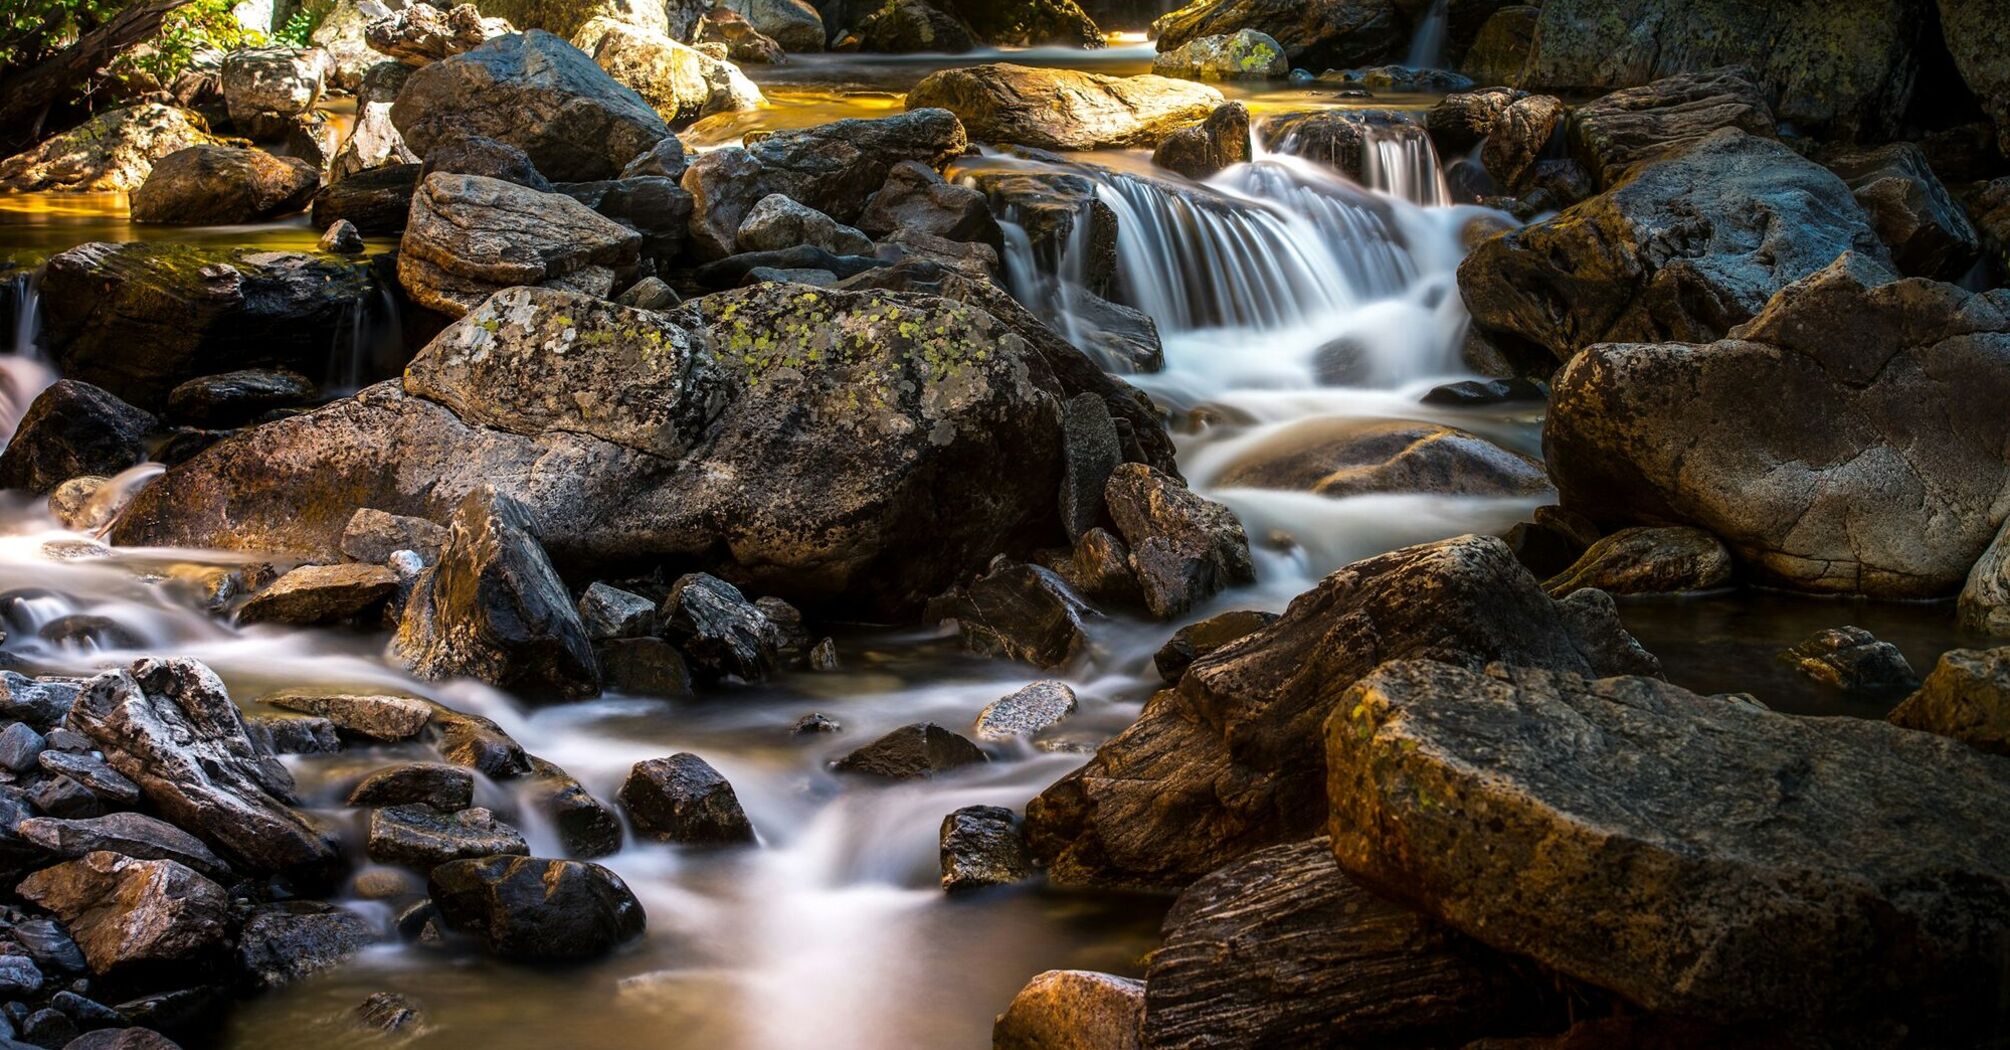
[1151,0,1404,71]
[904,64,1221,151]
[398,172,642,316]
[1566,67,1775,189]
[0,105,216,193]
[129,146,318,225]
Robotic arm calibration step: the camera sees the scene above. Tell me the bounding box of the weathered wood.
[0,0,195,144]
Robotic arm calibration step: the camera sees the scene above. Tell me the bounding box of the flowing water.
[0,49,1969,1050]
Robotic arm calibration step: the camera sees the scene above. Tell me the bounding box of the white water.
[1405,0,1451,68]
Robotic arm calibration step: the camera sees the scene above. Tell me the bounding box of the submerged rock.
[428,855,645,960]
[617,754,755,845]
[0,381,154,495]
[0,104,217,193]
[938,805,1032,892]
[993,970,1143,1050]
[833,723,986,780]
[129,146,318,226]
[1779,626,1919,697]
[905,63,1222,151]
[17,852,231,978]
[1888,647,2010,756]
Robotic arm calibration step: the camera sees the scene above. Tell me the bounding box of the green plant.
[271,5,319,46]
[114,0,266,85]
[0,0,128,71]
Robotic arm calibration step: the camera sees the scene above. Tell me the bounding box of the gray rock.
[310,163,419,235]
[1103,464,1252,619]
[0,955,42,997]
[904,64,1219,152]
[0,675,79,730]
[17,852,231,978]
[617,754,754,845]
[236,563,399,626]
[38,751,141,805]
[735,194,874,256]
[0,724,45,773]
[927,562,1095,670]
[222,46,326,127]
[1779,626,1919,697]
[366,804,529,871]
[614,276,680,310]
[396,172,642,317]
[244,712,341,755]
[597,637,694,697]
[660,574,781,682]
[833,723,986,780]
[1566,67,1775,190]
[855,160,1000,247]
[420,134,549,192]
[266,693,431,740]
[621,137,687,181]
[428,855,645,960]
[1151,29,1289,80]
[992,970,1143,1050]
[1058,393,1120,543]
[577,582,656,642]
[236,901,376,988]
[1889,647,2010,756]
[318,218,364,254]
[973,681,1077,741]
[938,805,1031,892]
[1826,141,1981,281]
[346,762,474,810]
[10,919,84,974]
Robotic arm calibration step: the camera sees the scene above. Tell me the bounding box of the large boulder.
[15,852,232,979]
[221,46,327,131]
[37,242,380,411]
[571,16,765,125]
[397,172,642,316]
[1325,660,2010,1038]
[128,146,318,225]
[1459,129,1888,365]
[1939,0,2010,155]
[0,381,155,494]
[366,2,511,66]
[1150,0,1404,71]
[904,64,1221,151]
[391,30,671,181]
[428,855,645,960]
[1565,67,1775,190]
[1151,29,1288,80]
[1825,141,1981,281]
[724,0,824,52]
[856,0,977,53]
[0,104,216,193]
[1023,534,1659,890]
[1544,253,2010,597]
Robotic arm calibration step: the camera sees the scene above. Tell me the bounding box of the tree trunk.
[0,0,198,146]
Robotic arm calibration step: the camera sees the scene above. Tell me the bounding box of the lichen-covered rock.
[0,381,154,495]
[16,852,231,979]
[398,173,642,316]
[1542,526,1735,597]
[0,104,217,193]
[992,970,1143,1050]
[905,64,1221,151]
[129,146,318,225]
[1151,0,1403,71]
[973,680,1077,740]
[428,855,645,960]
[1889,647,2010,756]
[617,753,755,844]
[1151,29,1288,80]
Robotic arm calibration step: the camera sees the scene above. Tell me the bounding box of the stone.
[392,30,668,181]
[1151,29,1288,80]
[992,970,1142,1050]
[736,193,874,256]
[340,509,449,565]
[0,105,217,193]
[927,562,1094,669]
[222,47,326,128]
[724,0,823,51]
[38,751,140,805]
[854,160,999,249]
[693,8,785,64]
[941,0,1102,47]
[522,757,622,857]
[236,901,375,988]
[1826,141,1981,281]
[1054,393,1122,543]
[1213,419,1547,501]
[792,712,840,734]
[617,754,755,845]
[832,723,986,780]
[25,920,87,972]
[938,805,1032,892]
[366,2,510,66]
[660,574,781,682]
[1779,626,1919,697]
[392,488,601,701]
[128,146,318,226]
[1419,377,1547,407]
[266,693,432,740]
[1567,68,1776,189]
[1103,463,1253,619]
[1156,0,1403,68]
[1146,839,1549,1049]
[1423,87,1519,154]
[235,564,399,626]
[353,991,423,1032]
[1478,93,1562,192]
[16,853,230,979]
[856,0,977,53]
[0,382,154,495]
[1026,534,1660,891]
[330,99,418,180]
[577,582,656,641]
[572,17,764,124]
[0,954,41,997]
[973,681,1078,741]
[616,275,681,310]
[424,702,531,779]
[367,804,528,871]
[312,163,420,235]
[1940,0,2010,155]
[64,659,339,880]
[397,172,641,317]
[1152,609,1277,684]
[1889,647,2010,757]
[1541,526,1734,597]
[0,676,80,731]
[428,855,645,960]
[1325,660,2010,1036]
[1151,101,1251,180]
[621,137,688,181]
[0,725,44,774]
[164,369,316,428]
[347,762,475,810]
[1459,5,1536,86]
[245,713,341,756]
[904,64,1222,151]
[597,637,694,697]
[420,134,551,191]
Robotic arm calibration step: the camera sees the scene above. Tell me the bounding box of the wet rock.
[391,30,669,181]
[1459,5,1536,85]
[0,954,41,997]
[1888,647,2010,757]
[397,172,642,316]
[617,754,755,845]
[164,369,316,428]
[735,194,873,256]
[659,574,781,682]
[309,163,420,235]
[1826,141,1981,281]
[856,0,977,53]
[906,64,1219,151]
[992,970,1142,1050]
[1461,129,1885,365]
[577,582,656,641]
[236,901,375,988]
[0,677,78,732]
[1056,395,1122,543]
[943,0,1102,48]
[1213,418,1547,501]
[37,613,142,652]
[597,637,694,697]
[38,752,140,806]
[1151,101,1251,179]
[573,17,764,124]
[420,134,552,191]
[235,564,399,626]
[1153,0,1401,71]
[65,659,339,880]
[0,725,44,774]
[347,762,474,811]
[833,723,986,780]
[244,713,340,756]
[424,702,530,779]
[1152,608,1277,684]
[928,562,1094,669]
[128,146,318,226]
[1147,838,1550,1049]
[938,805,1032,892]
[524,757,623,858]
[1061,527,1146,608]
[352,991,423,1032]
[1779,626,1918,697]
[267,693,431,740]
[1566,68,1774,190]
[1545,254,2010,597]
[366,2,510,66]
[16,852,231,979]
[366,804,529,870]
[392,488,601,701]
[428,855,645,960]
[0,105,217,194]
[0,382,154,496]
[973,681,1078,741]
[23,1006,77,1046]
[792,712,840,735]
[855,161,1000,247]
[1542,526,1734,597]
[1418,377,1547,407]
[1325,660,2010,1035]
[1026,534,1660,891]
[1103,464,1253,619]
[1151,29,1288,80]
[340,509,448,566]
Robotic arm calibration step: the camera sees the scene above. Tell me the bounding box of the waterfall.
[327,280,403,395]
[1361,123,1453,208]
[1405,0,1450,68]
[0,273,56,447]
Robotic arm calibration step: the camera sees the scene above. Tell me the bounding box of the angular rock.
[617,754,755,845]
[1151,609,1278,684]
[39,751,141,805]
[577,582,656,641]
[245,713,341,756]
[1477,93,1563,193]
[1151,29,1288,80]
[16,852,230,979]
[524,756,623,857]
[1151,101,1251,180]
[428,855,645,960]
[352,991,423,1032]
[1103,463,1252,619]
[1826,141,1981,281]
[906,64,1220,151]
[235,563,399,626]
[0,382,154,495]
[973,680,1078,741]
[856,161,998,251]
[1889,647,2010,757]
[941,0,1102,47]
[856,0,977,53]
[367,804,529,870]
[330,100,417,179]
[993,970,1142,1050]
[1567,67,1775,189]
[0,676,80,732]
[1152,0,1402,71]
[0,105,216,193]
[938,805,1032,892]
[0,954,41,997]
[1779,626,1918,697]
[340,508,448,565]
[832,723,986,780]
[928,562,1094,669]
[266,693,432,740]
[660,574,781,682]
[424,702,530,779]
[621,136,688,181]
[310,163,420,235]
[0,723,44,773]
[129,146,318,226]
[398,172,642,316]
[14,813,230,881]
[736,194,873,256]
[347,762,475,810]
[1542,526,1734,597]
[164,368,316,428]
[236,901,375,988]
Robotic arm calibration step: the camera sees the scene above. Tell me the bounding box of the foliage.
[115,0,267,86]
[271,5,319,46]
[0,0,129,71]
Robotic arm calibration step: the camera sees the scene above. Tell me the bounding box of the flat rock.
[235,564,399,626]
[973,681,1078,741]
[38,750,141,805]
[833,723,986,780]
[236,901,375,988]
[164,368,317,428]
[1212,418,1548,500]
[1567,67,1775,189]
[428,855,645,960]
[905,63,1221,151]
[617,754,755,845]
[266,693,432,740]
[366,804,529,870]
[340,508,448,565]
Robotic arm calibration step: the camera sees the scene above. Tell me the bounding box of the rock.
[792,712,840,734]
[1461,129,1888,364]
[0,676,75,731]
[397,172,641,316]
[222,47,326,130]
[552,174,694,267]
[992,970,1143,1050]
[621,137,687,181]
[1779,626,1919,697]
[1151,29,1288,80]
[1567,68,1776,190]
[1419,377,1547,407]
[235,563,400,626]
[38,751,141,805]
[735,194,874,256]
[1026,534,1660,891]
[906,64,1220,151]
[572,17,763,125]
[1541,526,1734,597]
[367,804,529,870]
[16,852,231,978]
[973,680,1078,741]
[330,99,418,179]
[1939,0,2010,155]
[927,562,1094,669]
[0,724,43,773]
[577,582,656,641]
[340,508,449,565]
[1826,142,1981,281]
[392,30,670,182]
[165,369,316,428]
[392,487,600,700]
[1889,647,2010,757]
[1146,839,1549,1049]
[939,0,1103,47]
[938,805,1031,892]
[617,754,755,845]
[313,162,421,236]
[424,702,531,779]
[1054,394,1122,544]
[856,0,977,53]
[352,991,423,1032]
[0,104,217,193]
[597,637,694,697]
[13,919,84,974]
[245,713,341,756]
[428,855,645,960]
[38,242,380,411]
[128,146,318,226]
[236,901,375,988]
[1459,5,1536,86]
[266,692,431,740]
[1478,93,1562,192]
[1103,463,1252,619]
[725,0,824,51]
[65,659,339,880]
[521,757,622,857]
[0,382,154,496]
[1212,419,1548,501]
[694,8,785,64]
[660,574,781,682]
[420,134,552,190]
[1152,608,1276,684]
[1423,87,1518,154]
[1545,253,2010,597]
[1325,660,2010,1035]
[1151,101,1251,179]
[0,954,41,997]
[347,762,475,810]
[366,2,511,66]
[832,723,986,780]
[615,275,681,310]
[1152,0,1403,71]
[855,161,999,249]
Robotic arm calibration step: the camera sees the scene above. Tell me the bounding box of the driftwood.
[0,0,196,144]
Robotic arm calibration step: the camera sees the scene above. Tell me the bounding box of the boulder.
[904,64,1221,151]
[551,174,694,271]
[693,9,785,64]
[1477,93,1562,192]
[1826,141,1981,281]
[1024,534,1660,890]
[1422,87,1518,154]
[1541,526,1734,597]
[366,2,511,65]
[736,194,874,256]
[0,382,154,495]
[1211,419,1547,501]
[16,853,231,979]
[1939,0,2010,155]
[391,30,670,182]
[598,637,694,696]
[524,756,624,857]
[1152,0,1402,70]
[1543,254,2010,597]
[398,172,642,316]
[346,762,475,809]
[129,146,318,225]
[235,564,400,626]
[236,901,376,988]
[0,104,216,193]
[64,659,340,880]
[391,487,601,700]
[221,46,325,130]
[266,692,432,739]
[927,562,1094,668]
[856,0,977,53]
[1151,608,1276,684]
[341,508,449,564]
[832,723,986,780]
[1459,4,1536,86]
[1151,101,1251,180]
[1151,29,1287,80]
[577,582,656,641]
[1460,129,1888,364]
[621,136,687,180]
[1566,67,1776,189]
[14,813,232,880]
[660,574,782,682]
[724,0,824,51]
[366,804,530,870]
[617,754,755,844]
[1779,626,1919,697]
[164,368,316,428]
[1889,647,2010,756]
[424,702,531,779]
[310,163,420,234]
[421,134,552,190]
[973,680,1077,740]
[572,17,764,125]
[1325,660,2010,1036]
[855,160,1000,247]
[992,970,1143,1050]
[428,855,645,960]
[938,805,1031,892]
[1103,463,1252,619]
